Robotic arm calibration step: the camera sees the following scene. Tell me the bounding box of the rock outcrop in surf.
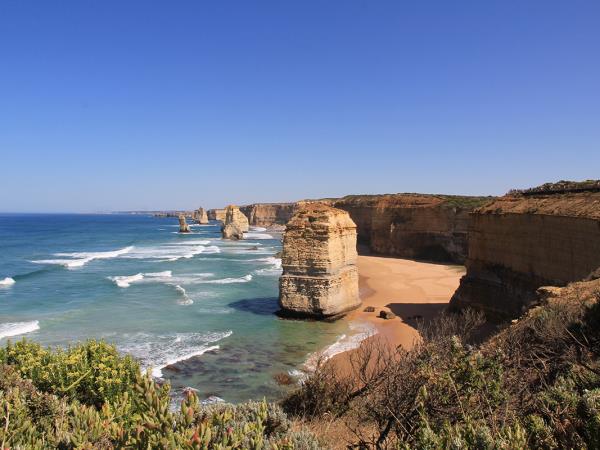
[178,214,190,233]
[279,203,360,318]
[221,205,249,240]
[450,181,600,319]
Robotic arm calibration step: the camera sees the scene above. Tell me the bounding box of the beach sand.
[328,255,465,369]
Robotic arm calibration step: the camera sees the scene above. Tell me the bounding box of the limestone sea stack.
[195,207,209,224]
[278,203,360,319]
[221,205,250,240]
[178,214,190,233]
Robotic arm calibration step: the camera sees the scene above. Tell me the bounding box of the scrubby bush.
[283,283,600,449]
[0,339,321,449]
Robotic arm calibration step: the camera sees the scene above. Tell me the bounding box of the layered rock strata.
[278,203,360,318]
[194,207,209,224]
[330,194,491,263]
[221,205,250,240]
[240,203,298,228]
[178,214,190,233]
[450,183,600,319]
[207,209,226,222]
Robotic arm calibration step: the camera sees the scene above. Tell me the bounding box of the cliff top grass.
[330,193,494,209]
[508,179,600,196]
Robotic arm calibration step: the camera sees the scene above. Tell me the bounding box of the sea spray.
[0,320,40,339]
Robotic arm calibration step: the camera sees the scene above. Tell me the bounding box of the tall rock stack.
[221,205,250,240]
[178,214,190,233]
[278,203,360,318]
[195,207,209,224]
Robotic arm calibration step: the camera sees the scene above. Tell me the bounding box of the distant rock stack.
[278,203,360,319]
[195,207,209,224]
[178,214,190,233]
[221,205,249,240]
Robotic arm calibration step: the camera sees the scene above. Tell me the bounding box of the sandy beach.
[330,255,465,367]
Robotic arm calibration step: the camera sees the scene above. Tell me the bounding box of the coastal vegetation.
[282,278,600,449]
[0,340,319,449]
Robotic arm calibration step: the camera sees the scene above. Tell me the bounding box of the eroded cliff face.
[207,209,226,222]
[279,204,360,318]
[221,205,249,240]
[450,189,600,319]
[240,203,298,228]
[331,194,490,263]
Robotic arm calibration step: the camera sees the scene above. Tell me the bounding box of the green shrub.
[0,339,321,449]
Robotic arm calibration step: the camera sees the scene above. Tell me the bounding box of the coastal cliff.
[331,194,491,263]
[240,203,297,228]
[279,203,360,318]
[207,208,226,222]
[450,182,600,319]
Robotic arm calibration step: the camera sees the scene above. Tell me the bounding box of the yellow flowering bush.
[0,339,321,449]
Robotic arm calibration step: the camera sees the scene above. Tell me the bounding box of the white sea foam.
[32,246,133,268]
[0,320,40,340]
[174,285,193,305]
[244,232,274,240]
[253,257,283,276]
[250,226,267,232]
[118,330,232,378]
[199,274,253,284]
[123,244,219,262]
[0,277,15,287]
[109,271,173,288]
[304,322,377,370]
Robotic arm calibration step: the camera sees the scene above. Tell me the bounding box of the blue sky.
[1,1,598,212]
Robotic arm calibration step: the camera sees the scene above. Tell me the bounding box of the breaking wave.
[253,257,282,276]
[174,285,193,305]
[0,277,15,287]
[31,246,133,268]
[304,322,377,370]
[0,320,40,340]
[123,244,220,262]
[117,330,232,378]
[109,271,173,288]
[199,274,253,284]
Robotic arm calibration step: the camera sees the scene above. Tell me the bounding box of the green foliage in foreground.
[0,339,320,449]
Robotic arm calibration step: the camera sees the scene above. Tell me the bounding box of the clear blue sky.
[1,1,598,212]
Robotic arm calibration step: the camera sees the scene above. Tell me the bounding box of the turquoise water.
[0,214,349,402]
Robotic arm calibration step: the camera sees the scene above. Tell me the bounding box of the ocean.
[0,213,353,403]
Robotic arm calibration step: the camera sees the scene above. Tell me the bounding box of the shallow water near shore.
[0,214,350,403]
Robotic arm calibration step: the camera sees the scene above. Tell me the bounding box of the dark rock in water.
[364,306,376,312]
[164,364,182,373]
[379,310,396,320]
[250,246,260,250]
